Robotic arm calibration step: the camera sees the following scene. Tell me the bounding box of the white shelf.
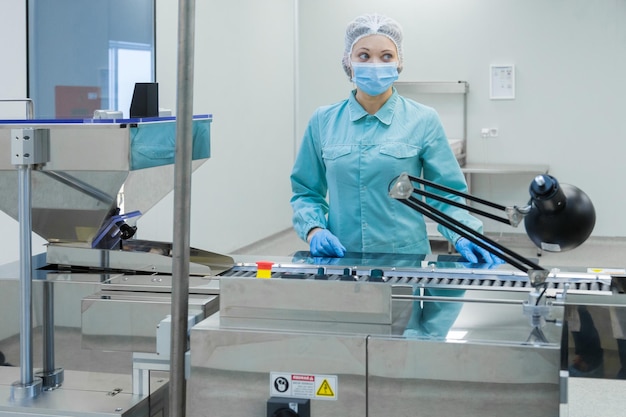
[395,81,469,94]
[462,163,549,175]
[462,163,549,192]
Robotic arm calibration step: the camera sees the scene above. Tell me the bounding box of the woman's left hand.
[455,237,505,265]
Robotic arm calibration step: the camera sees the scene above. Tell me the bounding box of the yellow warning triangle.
[316,379,334,397]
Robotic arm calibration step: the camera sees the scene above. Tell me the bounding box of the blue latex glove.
[310,229,346,257]
[455,237,505,265]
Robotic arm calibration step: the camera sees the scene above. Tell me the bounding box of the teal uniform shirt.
[290,88,482,255]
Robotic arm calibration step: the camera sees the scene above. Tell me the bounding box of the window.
[28,0,155,119]
[109,41,154,117]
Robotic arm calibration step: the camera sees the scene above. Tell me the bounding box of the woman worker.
[290,13,502,338]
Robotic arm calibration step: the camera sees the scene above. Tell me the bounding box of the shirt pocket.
[379,143,420,159]
[322,145,352,161]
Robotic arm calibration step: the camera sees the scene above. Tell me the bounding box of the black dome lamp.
[524,174,596,253]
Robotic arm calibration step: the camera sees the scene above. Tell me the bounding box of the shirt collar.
[348,87,398,125]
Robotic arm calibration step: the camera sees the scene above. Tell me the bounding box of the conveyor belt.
[219,263,613,294]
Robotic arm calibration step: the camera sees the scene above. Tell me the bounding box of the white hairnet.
[342,14,404,78]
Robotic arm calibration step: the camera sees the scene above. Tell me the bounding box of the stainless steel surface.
[0,256,219,356]
[0,368,168,417]
[188,313,369,417]
[188,293,562,416]
[0,119,210,245]
[194,263,358,414]
[42,170,116,205]
[0,123,132,170]
[103,274,219,295]
[219,277,392,331]
[184,254,625,416]
[367,337,560,416]
[0,270,169,413]
[0,258,205,416]
[561,302,626,380]
[45,242,232,277]
[81,291,217,353]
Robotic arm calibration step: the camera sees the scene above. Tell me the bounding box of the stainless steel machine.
[186,254,626,417]
[0,117,625,417]
[179,162,623,416]
[0,116,229,416]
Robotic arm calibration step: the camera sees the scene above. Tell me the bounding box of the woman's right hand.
[308,229,346,257]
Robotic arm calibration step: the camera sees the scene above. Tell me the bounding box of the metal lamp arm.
[400,196,543,272]
[389,173,549,286]
[399,173,529,227]
[409,183,513,226]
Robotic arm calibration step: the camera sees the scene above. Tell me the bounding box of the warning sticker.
[270,372,337,401]
[316,379,335,397]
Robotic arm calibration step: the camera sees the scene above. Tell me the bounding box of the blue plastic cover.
[130,118,211,170]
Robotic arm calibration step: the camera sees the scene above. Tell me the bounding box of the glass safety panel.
[28,0,155,119]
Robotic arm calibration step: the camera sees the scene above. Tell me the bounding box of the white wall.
[1,0,625,266]
[0,0,26,108]
[0,0,48,266]
[135,0,297,255]
[298,0,626,237]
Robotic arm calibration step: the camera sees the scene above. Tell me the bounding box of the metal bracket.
[11,128,50,166]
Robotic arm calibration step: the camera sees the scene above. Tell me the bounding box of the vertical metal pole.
[292,0,300,162]
[10,127,48,401]
[42,282,54,372]
[37,280,63,390]
[11,163,42,400]
[170,0,195,416]
[17,165,33,386]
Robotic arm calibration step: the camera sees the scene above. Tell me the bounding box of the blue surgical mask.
[351,62,399,96]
